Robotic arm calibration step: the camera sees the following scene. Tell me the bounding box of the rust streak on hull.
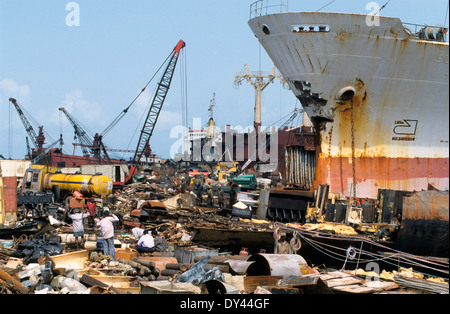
[315,156,449,198]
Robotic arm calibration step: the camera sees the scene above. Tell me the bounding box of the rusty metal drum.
[246,253,309,278]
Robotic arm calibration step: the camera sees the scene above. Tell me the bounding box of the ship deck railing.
[249,0,289,20]
[402,22,448,43]
[249,1,448,43]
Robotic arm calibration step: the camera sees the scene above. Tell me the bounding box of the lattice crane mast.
[59,107,111,163]
[32,135,64,164]
[9,97,46,156]
[133,40,185,163]
[280,108,304,129]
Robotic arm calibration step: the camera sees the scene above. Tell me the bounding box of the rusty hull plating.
[249,12,449,199]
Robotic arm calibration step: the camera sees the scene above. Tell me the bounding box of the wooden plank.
[319,274,344,281]
[364,280,400,291]
[325,277,363,288]
[332,284,376,294]
[325,270,353,277]
[319,271,352,281]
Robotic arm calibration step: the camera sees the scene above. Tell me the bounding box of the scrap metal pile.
[0,172,448,295]
[110,178,274,246]
[1,246,448,294]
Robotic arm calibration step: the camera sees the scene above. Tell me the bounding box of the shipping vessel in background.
[248,1,449,260]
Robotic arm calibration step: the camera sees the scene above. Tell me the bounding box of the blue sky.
[1,0,448,160]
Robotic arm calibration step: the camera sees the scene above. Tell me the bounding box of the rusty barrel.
[133,256,177,271]
[246,254,309,279]
[165,263,189,272]
[160,269,182,277]
[132,257,156,269]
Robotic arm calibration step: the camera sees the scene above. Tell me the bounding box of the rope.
[316,0,337,12]
[274,222,449,277]
[291,231,302,251]
[300,231,448,277]
[120,51,174,160]
[341,246,357,270]
[106,50,173,138]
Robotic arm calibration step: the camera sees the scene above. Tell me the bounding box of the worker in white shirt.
[135,230,156,255]
[132,227,145,241]
[68,208,90,250]
[96,210,119,260]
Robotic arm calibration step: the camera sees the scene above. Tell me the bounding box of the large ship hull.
[248,12,449,199]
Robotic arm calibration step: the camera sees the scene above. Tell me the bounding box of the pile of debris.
[1,168,448,295]
[0,254,126,294]
[105,179,273,248]
[1,239,449,294]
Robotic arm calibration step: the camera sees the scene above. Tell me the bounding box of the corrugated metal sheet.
[285,146,315,190]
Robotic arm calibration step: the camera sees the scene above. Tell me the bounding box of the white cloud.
[48,88,107,133]
[132,89,182,131]
[39,89,111,156]
[157,109,182,131]
[59,89,103,123]
[0,78,33,158]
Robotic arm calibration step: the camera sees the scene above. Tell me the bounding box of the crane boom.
[33,135,63,164]
[73,142,135,153]
[9,98,45,154]
[59,107,112,163]
[133,40,185,163]
[58,107,93,157]
[280,108,304,129]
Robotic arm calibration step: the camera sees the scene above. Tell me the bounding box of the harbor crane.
[9,97,46,157]
[59,40,185,165]
[59,107,139,163]
[58,107,111,163]
[9,97,66,164]
[132,40,185,164]
[280,108,304,130]
[32,135,64,164]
